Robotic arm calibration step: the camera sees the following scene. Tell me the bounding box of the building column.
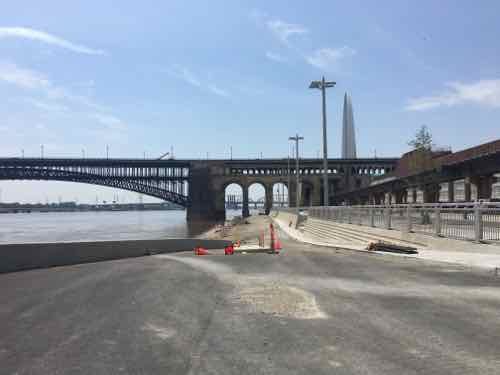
[368,193,375,205]
[447,181,455,203]
[476,174,493,200]
[312,179,322,206]
[242,185,250,217]
[265,185,273,214]
[423,185,439,203]
[464,177,472,202]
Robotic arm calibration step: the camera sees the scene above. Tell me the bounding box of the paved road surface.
[1,231,499,374]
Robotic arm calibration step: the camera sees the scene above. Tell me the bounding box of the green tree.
[408,125,433,151]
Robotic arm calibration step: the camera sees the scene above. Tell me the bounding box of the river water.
[0,209,244,244]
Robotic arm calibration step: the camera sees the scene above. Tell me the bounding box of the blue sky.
[1,0,499,203]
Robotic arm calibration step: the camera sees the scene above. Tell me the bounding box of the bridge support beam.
[187,163,225,222]
[242,186,250,217]
[265,185,273,214]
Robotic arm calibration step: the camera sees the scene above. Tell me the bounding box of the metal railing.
[276,202,500,243]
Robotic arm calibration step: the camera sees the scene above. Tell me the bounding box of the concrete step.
[304,226,356,243]
[302,222,367,245]
[307,219,387,244]
[325,220,425,247]
[306,218,423,247]
[305,220,375,244]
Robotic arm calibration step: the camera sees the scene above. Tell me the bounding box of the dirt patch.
[235,283,327,319]
[142,322,176,340]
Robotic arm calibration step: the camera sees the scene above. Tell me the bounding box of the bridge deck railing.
[276,202,500,243]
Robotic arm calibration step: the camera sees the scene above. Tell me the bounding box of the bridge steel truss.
[0,158,191,206]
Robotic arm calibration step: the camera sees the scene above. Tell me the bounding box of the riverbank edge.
[0,238,231,274]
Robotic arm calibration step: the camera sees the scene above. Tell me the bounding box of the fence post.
[406,205,413,233]
[370,208,375,227]
[434,207,441,237]
[474,204,483,243]
[385,206,392,229]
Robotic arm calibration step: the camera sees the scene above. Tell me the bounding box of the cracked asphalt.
[1,221,500,374]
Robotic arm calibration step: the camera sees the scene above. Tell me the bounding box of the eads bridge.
[0,156,397,221]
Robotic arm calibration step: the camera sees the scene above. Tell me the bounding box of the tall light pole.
[289,134,304,215]
[40,144,44,159]
[287,142,291,207]
[309,77,336,206]
[106,145,109,159]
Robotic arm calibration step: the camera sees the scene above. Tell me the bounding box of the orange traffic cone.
[194,246,209,256]
[274,239,282,252]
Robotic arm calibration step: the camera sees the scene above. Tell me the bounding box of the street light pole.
[287,143,291,207]
[289,134,304,215]
[309,77,336,206]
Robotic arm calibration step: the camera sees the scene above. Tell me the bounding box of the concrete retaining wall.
[0,238,231,274]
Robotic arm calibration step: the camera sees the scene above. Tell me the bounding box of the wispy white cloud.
[0,61,50,89]
[251,11,308,46]
[405,79,500,111]
[207,84,229,97]
[252,11,355,72]
[265,51,287,63]
[0,61,126,134]
[266,19,308,45]
[90,113,127,130]
[26,98,69,113]
[166,65,201,87]
[0,27,106,55]
[166,65,230,98]
[306,47,356,71]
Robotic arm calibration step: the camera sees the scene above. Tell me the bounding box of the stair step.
[307,220,385,243]
[303,224,367,244]
[305,221,375,244]
[306,218,423,247]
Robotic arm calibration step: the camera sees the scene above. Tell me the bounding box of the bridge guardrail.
[276,202,500,243]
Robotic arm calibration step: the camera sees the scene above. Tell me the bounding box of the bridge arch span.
[0,160,190,206]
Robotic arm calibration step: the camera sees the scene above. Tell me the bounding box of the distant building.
[341,92,357,159]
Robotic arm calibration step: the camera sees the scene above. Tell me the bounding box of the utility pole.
[230,146,233,160]
[287,143,292,207]
[21,149,24,158]
[310,77,336,206]
[289,134,304,214]
[106,145,109,159]
[40,144,44,159]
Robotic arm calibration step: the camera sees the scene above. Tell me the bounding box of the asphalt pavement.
[1,229,500,374]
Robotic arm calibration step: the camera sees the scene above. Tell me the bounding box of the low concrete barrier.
[0,238,231,274]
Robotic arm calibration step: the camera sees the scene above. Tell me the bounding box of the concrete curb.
[0,238,232,274]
